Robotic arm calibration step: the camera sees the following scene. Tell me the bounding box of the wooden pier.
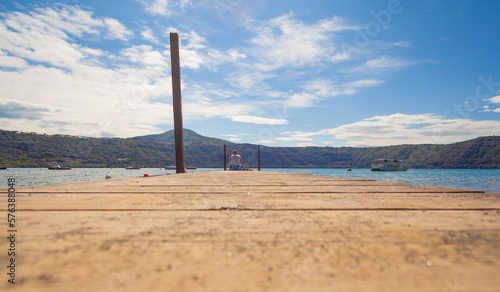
[2,171,499,291]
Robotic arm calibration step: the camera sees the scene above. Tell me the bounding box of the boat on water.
[48,165,72,170]
[371,159,408,171]
[125,167,140,170]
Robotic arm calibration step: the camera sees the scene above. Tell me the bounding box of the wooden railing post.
[224,144,227,170]
[258,145,261,171]
[170,33,186,174]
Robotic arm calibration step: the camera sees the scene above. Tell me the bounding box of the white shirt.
[230,154,242,165]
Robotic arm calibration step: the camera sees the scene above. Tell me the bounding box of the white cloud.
[2,5,266,138]
[103,18,133,41]
[374,40,413,49]
[484,95,500,104]
[226,70,275,91]
[346,78,384,88]
[285,78,384,108]
[246,13,358,71]
[143,0,170,16]
[275,136,313,142]
[324,113,500,146]
[0,50,28,68]
[141,27,160,44]
[142,0,191,15]
[330,51,350,63]
[366,56,413,68]
[166,28,245,70]
[296,142,316,147]
[0,6,175,137]
[0,5,132,70]
[286,92,319,108]
[230,115,289,125]
[0,99,61,119]
[120,45,168,68]
[274,131,323,143]
[345,56,420,74]
[256,140,275,144]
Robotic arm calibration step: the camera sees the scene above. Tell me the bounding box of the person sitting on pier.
[229,150,244,170]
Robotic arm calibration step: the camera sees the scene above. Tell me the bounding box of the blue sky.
[1,0,499,147]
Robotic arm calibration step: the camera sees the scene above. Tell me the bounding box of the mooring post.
[224,144,227,171]
[170,33,186,174]
[258,145,261,171]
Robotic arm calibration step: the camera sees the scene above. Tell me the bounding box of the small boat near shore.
[125,167,140,170]
[371,159,408,171]
[48,165,72,170]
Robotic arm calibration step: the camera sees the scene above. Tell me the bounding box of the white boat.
[48,165,72,170]
[371,159,408,171]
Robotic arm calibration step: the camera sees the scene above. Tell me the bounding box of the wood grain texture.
[1,171,498,291]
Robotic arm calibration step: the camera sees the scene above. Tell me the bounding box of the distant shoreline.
[1,168,498,193]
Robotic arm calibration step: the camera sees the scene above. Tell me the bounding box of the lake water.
[1,168,499,193]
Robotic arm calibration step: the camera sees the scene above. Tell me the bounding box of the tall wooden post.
[170,33,186,174]
[258,145,261,171]
[223,144,227,171]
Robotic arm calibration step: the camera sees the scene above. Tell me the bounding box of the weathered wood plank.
[0,171,498,291]
[14,192,500,211]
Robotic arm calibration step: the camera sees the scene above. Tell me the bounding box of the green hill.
[0,130,175,168]
[0,129,499,169]
[135,129,227,145]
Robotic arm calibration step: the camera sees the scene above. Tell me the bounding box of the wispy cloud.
[0,6,170,137]
[324,113,500,146]
[0,50,28,68]
[374,40,413,49]
[484,95,500,104]
[141,27,160,44]
[245,13,359,71]
[167,27,246,70]
[483,95,500,113]
[230,115,289,125]
[274,131,323,144]
[141,0,191,16]
[366,56,415,68]
[0,99,61,120]
[142,0,170,16]
[285,78,384,108]
[344,55,421,74]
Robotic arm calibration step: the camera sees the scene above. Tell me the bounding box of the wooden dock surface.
[1,171,499,291]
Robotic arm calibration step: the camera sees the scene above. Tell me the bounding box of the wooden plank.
[14,192,500,211]
[0,171,498,291]
[4,210,500,292]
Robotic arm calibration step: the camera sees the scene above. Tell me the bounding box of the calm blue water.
[1,168,499,193]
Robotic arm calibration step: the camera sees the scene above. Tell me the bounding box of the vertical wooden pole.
[170,33,185,174]
[258,145,261,171]
[224,144,227,170]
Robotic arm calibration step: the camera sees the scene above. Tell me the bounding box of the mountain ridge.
[0,129,499,169]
